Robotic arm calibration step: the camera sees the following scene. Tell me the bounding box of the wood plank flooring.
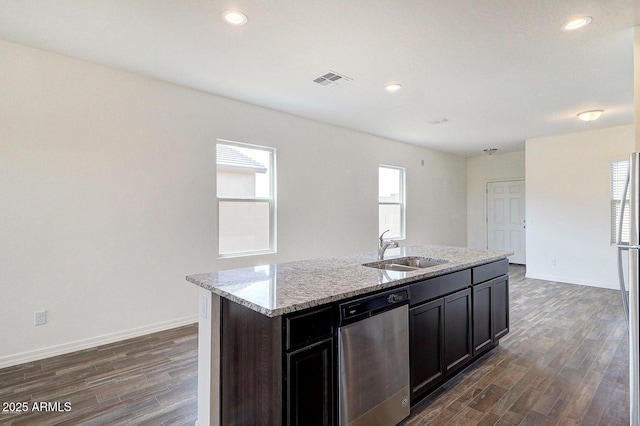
[0,326,198,425]
[0,265,630,425]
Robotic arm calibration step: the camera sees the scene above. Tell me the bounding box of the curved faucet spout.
[378,230,399,260]
[379,229,390,244]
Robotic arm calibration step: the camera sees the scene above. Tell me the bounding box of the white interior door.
[487,180,526,264]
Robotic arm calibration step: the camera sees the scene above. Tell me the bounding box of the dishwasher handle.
[339,288,409,326]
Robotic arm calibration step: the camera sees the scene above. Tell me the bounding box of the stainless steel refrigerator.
[616,152,640,426]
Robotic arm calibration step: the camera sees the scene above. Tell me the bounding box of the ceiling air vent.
[313,71,352,88]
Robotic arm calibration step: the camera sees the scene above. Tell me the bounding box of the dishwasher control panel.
[339,288,408,325]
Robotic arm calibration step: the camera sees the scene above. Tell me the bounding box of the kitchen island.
[187,245,511,426]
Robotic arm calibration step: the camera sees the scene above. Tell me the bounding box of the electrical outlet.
[199,295,208,319]
[34,310,46,326]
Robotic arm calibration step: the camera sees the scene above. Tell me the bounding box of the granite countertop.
[186,245,511,317]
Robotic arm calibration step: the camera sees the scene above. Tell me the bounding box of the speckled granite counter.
[186,245,511,317]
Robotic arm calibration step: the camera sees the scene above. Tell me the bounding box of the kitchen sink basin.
[362,256,448,271]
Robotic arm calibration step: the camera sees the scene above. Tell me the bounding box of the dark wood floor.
[0,326,198,425]
[0,266,630,425]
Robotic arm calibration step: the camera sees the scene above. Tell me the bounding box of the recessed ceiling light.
[385,83,402,92]
[222,10,248,26]
[561,16,592,31]
[577,110,603,121]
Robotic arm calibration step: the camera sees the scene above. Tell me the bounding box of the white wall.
[0,40,467,366]
[636,27,640,151]
[525,124,635,289]
[466,151,526,250]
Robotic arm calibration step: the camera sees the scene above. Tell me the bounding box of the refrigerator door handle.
[618,246,630,323]
[617,159,633,324]
[626,153,639,426]
[629,247,639,426]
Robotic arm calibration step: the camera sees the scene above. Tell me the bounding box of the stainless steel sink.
[362,256,448,271]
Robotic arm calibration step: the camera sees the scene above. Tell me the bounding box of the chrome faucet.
[378,230,399,260]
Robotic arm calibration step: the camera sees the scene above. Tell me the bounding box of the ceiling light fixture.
[577,110,603,122]
[483,148,498,156]
[561,16,592,31]
[222,10,248,26]
[385,83,402,92]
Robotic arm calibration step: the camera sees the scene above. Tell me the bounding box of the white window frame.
[378,164,406,240]
[216,139,276,257]
[611,159,629,244]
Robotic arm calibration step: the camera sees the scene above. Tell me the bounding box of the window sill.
[218,249,276,259]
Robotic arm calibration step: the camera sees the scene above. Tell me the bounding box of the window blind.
[611,160,629,244]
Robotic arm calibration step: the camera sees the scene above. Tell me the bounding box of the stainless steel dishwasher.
[338,288,410,426]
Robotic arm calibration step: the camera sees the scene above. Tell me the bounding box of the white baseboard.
[524,272,618,290]
[0,315,198,369]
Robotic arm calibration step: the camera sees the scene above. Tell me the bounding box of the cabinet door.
[409,298,444,401]
[493,276,509,340]
[472,275,510,356]
[444,288,472,374]
[286,338,334,426]
[472,280,493,355]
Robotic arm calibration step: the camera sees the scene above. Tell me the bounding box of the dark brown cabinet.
[471,260,509,357]
[285,306,334,426]
[409,298,444,400]
[286,338,334,426]
[220,301,334,426]
[409,286,472,402]
[409,261,509,405]
[443,288,472,374]
[221,299,283,425]
[472,279,494,354]
[493,276,509,340]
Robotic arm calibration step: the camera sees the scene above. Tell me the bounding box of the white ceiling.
[1,0,638,156]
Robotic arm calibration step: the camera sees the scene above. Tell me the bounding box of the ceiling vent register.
[313,71,353,88]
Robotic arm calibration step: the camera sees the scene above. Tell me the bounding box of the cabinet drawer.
[286,307,335,351]
[409,269,471,306]
[472,259,508,284]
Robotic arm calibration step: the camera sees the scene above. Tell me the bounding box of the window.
[217,140,276,256]
[611,160,629,244]
[379,165,405,239]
